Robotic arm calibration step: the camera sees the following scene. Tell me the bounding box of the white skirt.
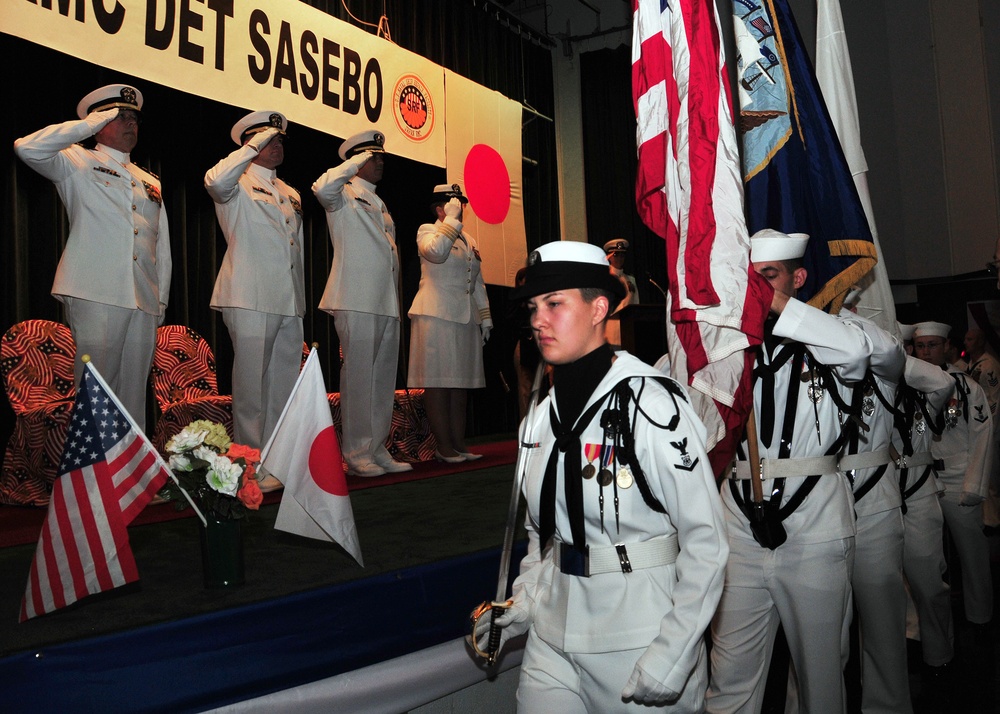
[407,314,485,389]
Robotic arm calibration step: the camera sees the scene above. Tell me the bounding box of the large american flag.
[20,362,171,621]
[632,0,772,476]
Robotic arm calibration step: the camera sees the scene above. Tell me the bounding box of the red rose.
[226,443,261,464]
[237,476,263,510]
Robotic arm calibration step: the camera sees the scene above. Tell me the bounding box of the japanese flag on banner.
[261,349,363,567]
[444,69,526,287]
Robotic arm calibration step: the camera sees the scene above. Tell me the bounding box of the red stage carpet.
[0,439,516,549]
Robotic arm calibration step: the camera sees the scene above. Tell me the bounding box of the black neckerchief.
[539,344,613,553]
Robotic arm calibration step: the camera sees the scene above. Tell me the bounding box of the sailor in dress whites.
[313,130,411,477]
[13,84,171,432]
[707,230,881,714]
[894,342,957,675]
[407,183,492,462]
[834,308,910,714]
[477,240,728,711]
[913,322,994,630]
[960,327,1000,531]
[205,111,305,455]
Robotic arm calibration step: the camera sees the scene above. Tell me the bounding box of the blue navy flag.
[731,0,876,312]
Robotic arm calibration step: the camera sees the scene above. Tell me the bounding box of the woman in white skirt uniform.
[407,183,492,461]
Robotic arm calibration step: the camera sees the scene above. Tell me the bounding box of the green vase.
[200,516,245,588]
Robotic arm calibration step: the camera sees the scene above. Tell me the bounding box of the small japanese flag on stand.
[260,348,363,566]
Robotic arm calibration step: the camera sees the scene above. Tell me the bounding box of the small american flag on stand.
[20,360,171,621]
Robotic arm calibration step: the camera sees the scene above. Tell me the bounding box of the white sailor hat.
[339,130,387,160]
[76,84,142,119]
[231,110,288,145]
[432,183,468,204]
[510,241,627,304]
[913,321,952,340]
[603,238,630,254]
[749,229,810,262]
[897,322,916,341]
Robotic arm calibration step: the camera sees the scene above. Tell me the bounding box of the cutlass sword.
[471,360,546,665]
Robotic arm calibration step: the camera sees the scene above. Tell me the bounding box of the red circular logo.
[309,426,348,496]
[464,144,511,224]
[393,75,435,143]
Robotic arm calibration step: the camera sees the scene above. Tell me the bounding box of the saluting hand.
[86,107,119,133]
[444,197,463,221]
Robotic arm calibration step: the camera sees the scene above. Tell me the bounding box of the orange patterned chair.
[1,320,77,506]
[150,325,233,454]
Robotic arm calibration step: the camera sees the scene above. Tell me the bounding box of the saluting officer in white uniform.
[914,322,994,628]
[205,110,305,454]
[895,346,957,674]
[14,84,171,432]
[313,131,410,477]
[477,241,728,711]
[834,309,910,714]
[407,184,492,462]
[707,230,879,714]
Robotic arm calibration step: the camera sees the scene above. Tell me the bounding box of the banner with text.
[2,0,446,166]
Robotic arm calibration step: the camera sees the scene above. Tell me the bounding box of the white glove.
[472,598,530,659]
[248,127,280,151]
[345,150,374,172]
[621,663,680,706]
[960,491,985,507]
[481,325,492,345]
[86,108,119,133]
[444,197,463,220]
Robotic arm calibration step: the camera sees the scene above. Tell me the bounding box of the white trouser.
[902,493,954,666]
[940,496,994,623]
[517,627,708,713]
[332,310,399,468]
[222,308,303,451]
[706,536,854,714]
[64,296,157,433]
[850,507,911,714]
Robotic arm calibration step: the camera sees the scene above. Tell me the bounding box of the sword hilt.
[487,605,503,665]
[470,600,510,665]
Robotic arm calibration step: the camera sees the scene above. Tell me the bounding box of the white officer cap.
[432,183,468,204]
[913,321,951,340]
[603,238,629,254]
[510,241,626,304]
[749,229,810,262]
[231,110,288,145]
[76,84,143,119]
[339,130,387,160]
[897,323,916,341]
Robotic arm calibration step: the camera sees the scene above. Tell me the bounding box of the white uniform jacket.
[205,147,305,317]
[966,352,1000,419]
[894,356,955,501]
[407,217,490,326]
[14,117,171,316]
[839,312,906,517]
[313,161,399,317]
[513,353,728,695]
[726,298,876,545]
[932,366,993,499]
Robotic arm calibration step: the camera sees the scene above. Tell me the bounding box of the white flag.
[261,349,363,566]
[816,0,899,337]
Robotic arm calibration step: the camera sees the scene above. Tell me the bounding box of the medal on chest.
[862,386,876,418]
[914,410,926,435]
[945,399,960,428]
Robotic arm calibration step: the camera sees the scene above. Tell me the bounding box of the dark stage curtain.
[580,45,667,306]
[0,1,558,456]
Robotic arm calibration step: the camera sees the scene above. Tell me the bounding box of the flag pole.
[81,356,207,527]
[260,346,317,466]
